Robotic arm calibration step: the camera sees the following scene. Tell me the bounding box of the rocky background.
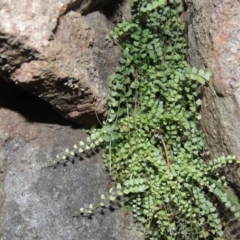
[0,0,130,126]
[185,0,240,239]
[0,0,140,239]
[1,0,240,239]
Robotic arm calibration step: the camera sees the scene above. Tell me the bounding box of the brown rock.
[0,0,129,125]
[185,0,240,239]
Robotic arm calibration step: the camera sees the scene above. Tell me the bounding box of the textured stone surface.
[0,79,140,240]
[185,0,240,239]
[0,0,129,125]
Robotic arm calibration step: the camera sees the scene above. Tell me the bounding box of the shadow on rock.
[0,78,78,127]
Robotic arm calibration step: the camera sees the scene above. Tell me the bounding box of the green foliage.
[53,0,240,239]
[76,184,124,216]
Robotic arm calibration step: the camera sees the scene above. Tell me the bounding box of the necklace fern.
[52,0,240,239]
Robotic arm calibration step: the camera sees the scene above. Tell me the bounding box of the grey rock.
[0,79,140,240]
[185,0,240,239]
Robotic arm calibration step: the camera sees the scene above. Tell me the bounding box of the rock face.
[185,0,240,239]
[0,78,140,240]
[0,0,129,125]
[0,1,138,239]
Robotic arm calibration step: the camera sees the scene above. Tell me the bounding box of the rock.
[0,0,130,126]
[185,0,240,239]
[0,79,140,240]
